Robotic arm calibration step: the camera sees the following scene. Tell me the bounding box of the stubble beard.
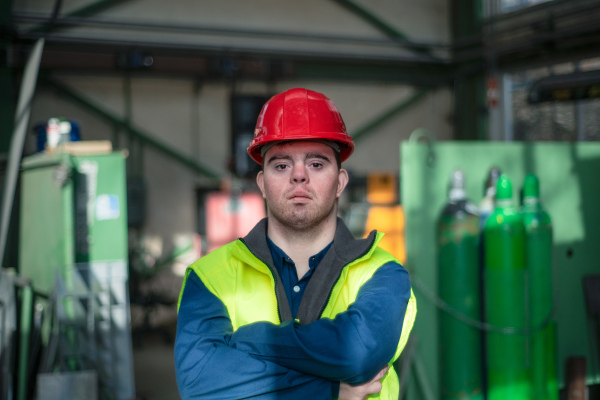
[267,197,337,233]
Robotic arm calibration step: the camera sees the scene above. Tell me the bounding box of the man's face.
[257,141,348,231]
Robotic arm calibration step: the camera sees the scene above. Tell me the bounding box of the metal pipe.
[39,75,223,180]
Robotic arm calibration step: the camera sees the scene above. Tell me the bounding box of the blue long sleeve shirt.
[175,237,411,399]
[176,270,336,399]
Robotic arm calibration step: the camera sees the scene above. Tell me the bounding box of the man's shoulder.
[350,242,401,268]
[372,245,402,264]
[188,240,241,277]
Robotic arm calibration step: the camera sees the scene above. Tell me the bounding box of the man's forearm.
[229,262,411,383]
[175,271,338,399]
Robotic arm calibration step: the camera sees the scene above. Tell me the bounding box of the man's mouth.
[288,191,311,201]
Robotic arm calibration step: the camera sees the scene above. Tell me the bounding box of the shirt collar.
[266,235,333,273]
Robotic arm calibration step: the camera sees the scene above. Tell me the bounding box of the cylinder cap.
[484,166,502,195]
[523,174,540,198]
[495,174,513,201]
[449,169,466,201]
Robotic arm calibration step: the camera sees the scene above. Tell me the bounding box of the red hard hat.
[247,88,355,165]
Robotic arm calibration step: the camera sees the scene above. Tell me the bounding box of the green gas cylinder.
[521,174,558,400]
[437,170,483,400]
[484,174,529,400]
[479,167,502,230]
[478,166,502,400]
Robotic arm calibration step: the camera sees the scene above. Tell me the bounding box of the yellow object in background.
[365,205,406,265]
[364,171,406,265]
[366,172,398,205]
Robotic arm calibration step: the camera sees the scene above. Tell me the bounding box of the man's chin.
[282,213,333,232]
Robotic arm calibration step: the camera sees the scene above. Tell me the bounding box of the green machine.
[19,151,128,289]
[18,150,134,400]
[401,140,600,400]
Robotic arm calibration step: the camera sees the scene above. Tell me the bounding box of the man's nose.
[291,164,308,182]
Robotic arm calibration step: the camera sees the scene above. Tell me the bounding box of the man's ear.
[336,168,349,198]
[257,170,266,199]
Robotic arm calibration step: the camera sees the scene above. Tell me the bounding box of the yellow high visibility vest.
[179,232,417,399]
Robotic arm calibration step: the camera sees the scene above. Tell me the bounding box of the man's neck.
[267,214,337,279]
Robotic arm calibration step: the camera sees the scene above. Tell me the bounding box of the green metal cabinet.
[18,151,134,400]
[19,151,128,292]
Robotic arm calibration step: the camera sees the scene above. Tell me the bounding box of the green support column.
[0,0,17,269]
[451,0,488,141]
[0,65,17,269]
[0,0,14,151]
[0,70,14,152]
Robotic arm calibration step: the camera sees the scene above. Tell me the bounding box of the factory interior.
[1,0,600,399]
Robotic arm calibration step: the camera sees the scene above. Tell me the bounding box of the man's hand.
[338,365,389,400]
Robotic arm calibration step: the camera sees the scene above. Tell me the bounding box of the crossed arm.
[174,262,411,399]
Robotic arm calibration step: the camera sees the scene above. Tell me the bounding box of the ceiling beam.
[39,74,222,180]
[27,0,134,34]
[352,88,430,143]
[332,0,439,60]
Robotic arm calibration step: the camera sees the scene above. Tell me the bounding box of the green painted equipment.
[484,174,529,400]
[437,170,483,400]
[521,174,558,400]
[18,151,135,399]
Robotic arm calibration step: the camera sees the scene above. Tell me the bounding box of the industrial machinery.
[17,147,135,400]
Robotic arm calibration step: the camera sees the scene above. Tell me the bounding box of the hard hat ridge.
[247,88,355,165]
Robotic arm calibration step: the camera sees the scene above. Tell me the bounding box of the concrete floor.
[132,325,181,400]
[130,266,183,399]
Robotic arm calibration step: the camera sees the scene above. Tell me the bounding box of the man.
[175,88,416,399]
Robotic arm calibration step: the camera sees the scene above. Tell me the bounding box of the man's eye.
[310,162,323,168]
[275,164,288,170]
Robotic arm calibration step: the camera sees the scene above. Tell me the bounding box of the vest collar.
[239,217,380,324]
[241,217,378,264]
